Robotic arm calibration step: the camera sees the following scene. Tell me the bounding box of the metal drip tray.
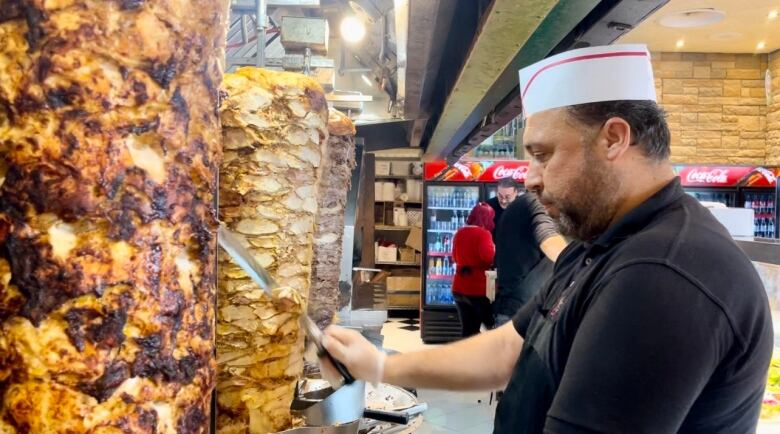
[281,379,426,434]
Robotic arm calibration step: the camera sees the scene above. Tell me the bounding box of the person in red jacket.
[451,202,496,338]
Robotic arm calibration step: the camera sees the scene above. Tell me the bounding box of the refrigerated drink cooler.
[676,166,778,239]
[422,184,479,343]
[421,161,529,343]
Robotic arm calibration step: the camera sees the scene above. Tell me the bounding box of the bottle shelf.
[428,206,475,211]
[427,274,453,280]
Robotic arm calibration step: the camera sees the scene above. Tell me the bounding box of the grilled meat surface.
[308,110,356,328]
[217,68,328,434]
[0,1,228,432]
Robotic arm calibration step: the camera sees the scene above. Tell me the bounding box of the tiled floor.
[382,317,496,433]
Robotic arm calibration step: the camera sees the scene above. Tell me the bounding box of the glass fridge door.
[485,183,497,200]
[424,184,480,306]
[742,190,777,238]
[684,188,735,207]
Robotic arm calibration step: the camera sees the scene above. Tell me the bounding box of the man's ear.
[600,117,632,161]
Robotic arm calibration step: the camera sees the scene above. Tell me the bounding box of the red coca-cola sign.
[490,164,529,182]
[675,166,778,187]
[424,160,530,182]
[684,168,732,185]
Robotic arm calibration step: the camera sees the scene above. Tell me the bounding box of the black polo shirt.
[497,178,773,433]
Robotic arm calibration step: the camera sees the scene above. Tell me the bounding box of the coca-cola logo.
[756,167,777,184]
[453,162,472,178]
[492,165,529,181]
[685,168,729,184]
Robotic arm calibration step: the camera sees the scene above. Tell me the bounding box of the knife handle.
[318,348,355,384]
[362,408,410,425]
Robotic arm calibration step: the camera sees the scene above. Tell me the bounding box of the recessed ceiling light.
[659,8,726,28]
[769,10,778,20]
[757,41,766,50]
[676,39,685,48]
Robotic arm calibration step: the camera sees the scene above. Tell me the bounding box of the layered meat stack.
[308,110,357,328]
[0,1,227,432]
[217,68,329,433]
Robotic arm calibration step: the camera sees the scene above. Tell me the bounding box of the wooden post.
[357,152,376,267]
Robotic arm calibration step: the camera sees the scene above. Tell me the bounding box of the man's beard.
[541,155,621,242]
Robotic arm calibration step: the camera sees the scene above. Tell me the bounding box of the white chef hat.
[518,44,657,119]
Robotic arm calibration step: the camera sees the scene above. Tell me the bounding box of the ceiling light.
[361,74,373,87]
[659,8,726,28]
[340,16,366,43]
[676,39,685,49]
[769,10,778,20]
[757,41,766,50]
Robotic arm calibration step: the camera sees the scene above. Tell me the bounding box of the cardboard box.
[405,226,422,252]
[387,276,420,292]
[375,161,391,176]
[399,247,416,263]
[391,161,411,176]
[377,246,397,263]
[387,292,420,309]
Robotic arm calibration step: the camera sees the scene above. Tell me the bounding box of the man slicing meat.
[322,45,773,433]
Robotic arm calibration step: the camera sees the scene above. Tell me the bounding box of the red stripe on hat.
[521,51,649,100]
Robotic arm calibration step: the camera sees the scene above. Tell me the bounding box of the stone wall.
[768,50,780,165]
[652,52,769,165]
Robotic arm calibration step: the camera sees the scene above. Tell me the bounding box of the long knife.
[217,223,355,386]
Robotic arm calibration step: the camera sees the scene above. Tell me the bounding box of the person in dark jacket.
[492,193,566,325]
[486,178,521,236]
[451,203,496,337]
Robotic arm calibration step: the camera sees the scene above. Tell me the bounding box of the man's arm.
[323,322,523,391]
[526,194,567,262]
[539,235,567,262]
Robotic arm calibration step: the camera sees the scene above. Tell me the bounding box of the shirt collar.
[590,177,684,249]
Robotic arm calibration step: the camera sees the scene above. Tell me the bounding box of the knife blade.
[217,223,355,386]
[217,223,278,294]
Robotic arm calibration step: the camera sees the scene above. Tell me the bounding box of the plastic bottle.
[443,257,450,275]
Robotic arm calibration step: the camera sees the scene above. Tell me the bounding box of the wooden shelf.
[376,261,421,266]
[376,225,413,231]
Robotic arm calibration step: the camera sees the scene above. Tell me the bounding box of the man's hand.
[321,326,386,384]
